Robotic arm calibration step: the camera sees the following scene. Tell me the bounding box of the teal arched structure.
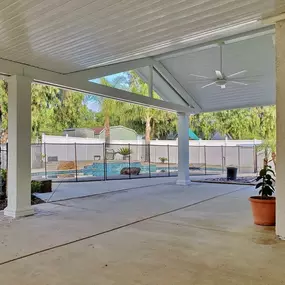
[188,128,199,140]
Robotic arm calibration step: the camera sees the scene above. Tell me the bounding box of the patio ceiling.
[139,32,276,112]
[0,1,284,113]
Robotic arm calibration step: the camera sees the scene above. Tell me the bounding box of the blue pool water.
[83,162,157,176]
[32,162,221,179]
[33,162,161,178]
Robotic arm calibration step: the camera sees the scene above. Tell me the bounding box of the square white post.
[176,112,190,185]
[4,75,34,218]
[276,19,285,238]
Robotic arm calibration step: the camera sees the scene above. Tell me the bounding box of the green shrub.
[31,181,42,194]
[159,157,168,164]
[0,169,7,199]
[118,147,132,156]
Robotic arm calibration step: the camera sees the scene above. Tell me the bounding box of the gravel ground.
[195,176,257,185]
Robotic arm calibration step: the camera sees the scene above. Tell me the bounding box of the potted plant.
[249,165,276,226]
[159,157,168,164]
[118,147,132,160]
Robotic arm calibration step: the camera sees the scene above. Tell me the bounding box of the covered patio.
[1,2,285,281]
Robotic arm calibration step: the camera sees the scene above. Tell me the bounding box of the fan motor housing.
[215,79,227,86]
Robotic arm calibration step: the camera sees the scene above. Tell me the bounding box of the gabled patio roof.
[0,1,284,113]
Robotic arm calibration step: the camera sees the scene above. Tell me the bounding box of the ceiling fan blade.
[221,85,226,89]
[227,70,247,78]
[201,82,216,89]
[215,70,223,79]
[189,74,210,79]
[228,78,259,83]
[230,80,248,86]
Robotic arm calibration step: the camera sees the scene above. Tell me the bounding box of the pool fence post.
[44,142,47,179]
[148,144,151,178]
[103,143,107,181]
[167,144,170,177]
[128,144,131,179]
[204,145,207,175]
[74,142,78,182]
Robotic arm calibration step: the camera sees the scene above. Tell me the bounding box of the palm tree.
[85,76,126,145]
[122,72,167,161]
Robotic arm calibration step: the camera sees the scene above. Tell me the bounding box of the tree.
[120,72,178,160]
[190,106,276,141]
[123,73,160,144]
[31,84,61,140]
[190,113,218,140]
[85,76,126,145]
[0,81,8,143]
[0,81,62,142]
[54,90,97,131]
[0,81,98,141]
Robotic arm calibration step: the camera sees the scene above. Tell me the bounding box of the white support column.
[148,65,153,98]
[176,112,190,185]
[4,75,34,218]
[276,19,285,238]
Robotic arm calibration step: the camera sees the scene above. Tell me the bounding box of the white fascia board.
[0,58,193,113]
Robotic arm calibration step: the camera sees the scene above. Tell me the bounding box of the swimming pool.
[32,162,223,179]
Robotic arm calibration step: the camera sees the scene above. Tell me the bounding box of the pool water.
[83,162,157,176]
[32,162,222,179]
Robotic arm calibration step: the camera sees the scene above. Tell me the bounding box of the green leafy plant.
[118,147,132,156]
[255,165,275,198]
[31,181,42,194]
[159,157,168,164]
[0,169,7,199]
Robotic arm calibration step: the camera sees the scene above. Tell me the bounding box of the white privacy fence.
[0,135,265,183]
[38,142,260,168]
[28,142,263,182]
[42,134,263,147]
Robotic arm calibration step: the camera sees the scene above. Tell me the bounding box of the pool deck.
[35,174,255,202]
[0,179,283,284]
[36,176,179,202]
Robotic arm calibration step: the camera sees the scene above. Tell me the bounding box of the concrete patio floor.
[0,179,284,284]
[35,174,255,202]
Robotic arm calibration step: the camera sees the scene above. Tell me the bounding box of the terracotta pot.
[249,196,276,226]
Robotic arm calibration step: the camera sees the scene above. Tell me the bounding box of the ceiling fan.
[189,43,249,89]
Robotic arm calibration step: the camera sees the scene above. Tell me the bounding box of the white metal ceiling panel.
[160,34,275,112]
[0,0,283,73]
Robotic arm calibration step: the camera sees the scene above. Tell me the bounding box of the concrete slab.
[0,182,245,264]
[36,177,178,201]
[0,182,283,284]
[35,175,255,202]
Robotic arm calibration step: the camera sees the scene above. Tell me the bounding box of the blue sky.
[86,72,130,112]
[86,100,100,112]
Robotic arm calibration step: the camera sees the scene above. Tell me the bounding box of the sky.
[86,100,100,112]
[85,72,130,112]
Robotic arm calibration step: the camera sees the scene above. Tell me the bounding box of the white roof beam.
[148,65,153,98]
[66,58,154,80]
[0,58,193,113]
[152,61,201,111]
[135,68,188,107]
